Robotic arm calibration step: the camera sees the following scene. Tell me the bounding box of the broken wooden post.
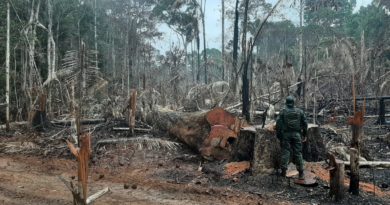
[62,133,110,204]
[348,111,364,195]
[328,154,345,201]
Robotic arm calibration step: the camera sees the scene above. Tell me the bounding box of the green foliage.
[305,0,356,40]
[345,5,390,47]
[152,0,199,42]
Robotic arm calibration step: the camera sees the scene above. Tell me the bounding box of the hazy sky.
[154,0,373,53]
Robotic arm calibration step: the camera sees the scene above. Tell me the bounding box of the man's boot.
[298,170,305,180]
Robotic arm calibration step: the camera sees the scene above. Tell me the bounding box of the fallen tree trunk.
[0,121,28,129]
[112,127,151,133]
[51,118,106,126]
[145,107,254,161]
[343,160,390,168]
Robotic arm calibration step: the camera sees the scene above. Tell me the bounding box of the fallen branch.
[226,81,302,110]
[0,121,28,129]
[112,127,152,132]
[342,160,390,168]
[96,136,182,151]
[86,187,110,204]
[51,118,106,126]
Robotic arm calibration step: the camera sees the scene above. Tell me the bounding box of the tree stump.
[303,124,325,162]
[348,111,363,195]
[328,154,345,201]
[62,133,110,204]
[349,148,359,195]
[252,129,281,175]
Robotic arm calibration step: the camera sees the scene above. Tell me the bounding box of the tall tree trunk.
[241,0,249,62]
[221,0,225,81]
[241,0,250,121]
[232,0,240,92]
[298,0,304,76]
[196,26,201,83]
[6,1,11,131]
[201,0,208,84]
[46,0,55,117]
[94,0,98,70]
[44,0,56,86]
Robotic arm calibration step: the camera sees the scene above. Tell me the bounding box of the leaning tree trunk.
[231,0,240,94]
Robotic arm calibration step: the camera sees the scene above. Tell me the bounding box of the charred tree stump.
[348,111,364,195]
[328,154,345,201]
[252,129,281,175]
[303,124,324,162]
[349,148,359,195]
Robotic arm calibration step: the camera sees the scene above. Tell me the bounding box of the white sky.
[153,0,373,53]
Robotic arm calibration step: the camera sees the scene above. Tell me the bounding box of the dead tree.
[5,0,10,131]
[61,133,109,205]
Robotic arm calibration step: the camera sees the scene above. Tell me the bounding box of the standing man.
[276,96,308,180]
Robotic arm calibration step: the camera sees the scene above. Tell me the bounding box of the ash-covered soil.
[0,120,389,204]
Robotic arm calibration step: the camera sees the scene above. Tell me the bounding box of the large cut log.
[145,107,254,161]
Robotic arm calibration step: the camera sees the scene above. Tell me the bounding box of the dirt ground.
[0,153,273,205]
[0,121,389,205]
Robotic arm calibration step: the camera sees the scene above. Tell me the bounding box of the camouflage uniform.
[276,96,308,179]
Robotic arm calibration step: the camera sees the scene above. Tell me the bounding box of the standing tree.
[5,0,11,131]
[232,0,240,93]
[241,0,250,121]
[221,0,225,81]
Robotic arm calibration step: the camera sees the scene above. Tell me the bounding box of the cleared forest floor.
[0,121,389,205]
